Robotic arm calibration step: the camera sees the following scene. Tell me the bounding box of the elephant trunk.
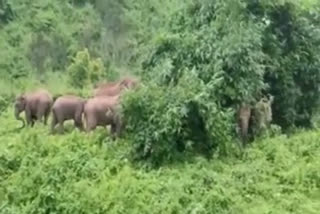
[14,108,25,128]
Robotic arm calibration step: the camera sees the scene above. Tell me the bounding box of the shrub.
[141,0,320,133]
[67,48,105,88]
[256,1,320,129]
[0,110,319,213]
[142,0,268,106]
[121,72,233,166]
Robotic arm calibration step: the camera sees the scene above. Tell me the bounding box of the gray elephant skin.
[51,95,86,133]
[14,89,53,127]
[83,95,123,139]
[93,77,138,97]
[237,103,252,144]
[237,95,274,145]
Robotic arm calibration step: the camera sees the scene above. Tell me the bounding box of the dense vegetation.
[1,0,320,213]
[1,113,320,213]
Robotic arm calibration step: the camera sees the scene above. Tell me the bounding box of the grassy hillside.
[0,108,319,213]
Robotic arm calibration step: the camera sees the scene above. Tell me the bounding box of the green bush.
[121,72,233,166]
[0,108,319,213]
[142,0,267,106]
[256,1,320,129]
[67,48,105,88]
[1,0,320,212]
[141,0,320,133]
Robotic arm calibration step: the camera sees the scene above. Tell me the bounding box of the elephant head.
[14,95,26,128]
[119,77,138,91]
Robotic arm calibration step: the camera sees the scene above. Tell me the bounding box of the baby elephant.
[51,95,86,134]
[14,89,53,128]
[83,95,123,139]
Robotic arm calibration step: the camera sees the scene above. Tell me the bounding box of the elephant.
[14,89,53,128]
[251,95,274,136]
[93,77,138,97]
[51,95,86,134]
[83,95,123,139]
[237,94,274,145]
[237,103,252,145]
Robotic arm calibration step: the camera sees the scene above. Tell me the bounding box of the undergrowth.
[0,107,319,214]
[1,0,320,213]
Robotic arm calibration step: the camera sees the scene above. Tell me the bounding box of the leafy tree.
[143,0,267,106]
[246,0,320,128]
[67,48,104,88]
[141,0,320,133]
[27,33,51,81]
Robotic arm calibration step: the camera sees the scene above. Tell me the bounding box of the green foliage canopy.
[67,48,104,88]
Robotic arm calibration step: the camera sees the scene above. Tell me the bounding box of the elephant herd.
[14,77,138,139]
[13,75,272,143]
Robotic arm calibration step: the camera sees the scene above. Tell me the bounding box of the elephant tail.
[82,109,88,131]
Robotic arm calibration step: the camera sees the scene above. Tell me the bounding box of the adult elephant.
[237,94,274,145]
[93,77,138,97]
[83,95,123,139]
[14,89,53,128]
[51,95,86,134]
[251,95,274,136]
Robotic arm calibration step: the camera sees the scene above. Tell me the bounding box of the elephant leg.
[25,106,33,127]
[115,116,123,138]
[74,109,84,131]
[54,111,64,134]
[30,116,36,127]
[81,111,96,133]
[74,119,83,131]
[110,118,122,140]
[238,106,252,146]
[241,119,249,143]
[237,116,248,148]
[82,112,87,132]
[86,119,97,132]
[87,123,97,132]
[44,107,50,125]
[110,123,117,140]
[83,111,97,132]
[51,111,57,134]
[57,120,64,134]
[36,108,45,124]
